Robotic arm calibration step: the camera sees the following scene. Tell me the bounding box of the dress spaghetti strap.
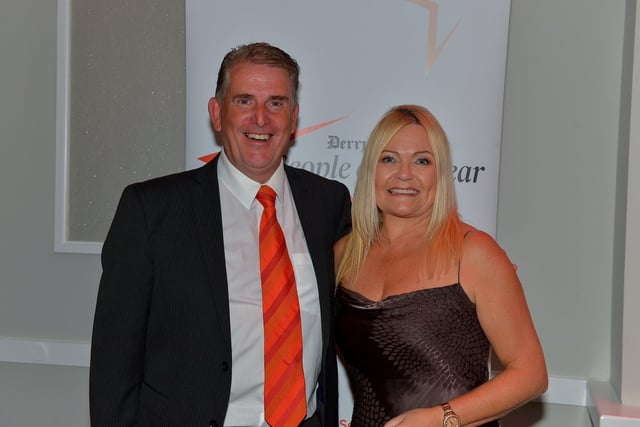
[458,230,474,284]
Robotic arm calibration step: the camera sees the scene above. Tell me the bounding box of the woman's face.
[374,124,438,221]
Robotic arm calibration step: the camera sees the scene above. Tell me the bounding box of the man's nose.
[254,104,268,127]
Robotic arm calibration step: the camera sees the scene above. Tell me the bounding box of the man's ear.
[291,103,299,134]
[208,97,222,132]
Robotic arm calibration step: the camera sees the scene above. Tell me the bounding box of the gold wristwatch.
[441,402,461,427]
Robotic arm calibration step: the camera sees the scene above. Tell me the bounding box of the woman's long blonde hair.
[336,105,463,286]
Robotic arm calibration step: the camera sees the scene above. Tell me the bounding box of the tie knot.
[256,185,277,209]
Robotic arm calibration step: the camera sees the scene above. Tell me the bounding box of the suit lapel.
[286,168,332,354]
[192,156,232,354]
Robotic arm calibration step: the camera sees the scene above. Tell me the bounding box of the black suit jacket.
[89,156,352,427]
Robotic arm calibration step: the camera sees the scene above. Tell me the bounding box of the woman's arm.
[384,229,547,427]
[448,229,548,426]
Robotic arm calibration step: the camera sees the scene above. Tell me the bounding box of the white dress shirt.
[217,151,322,427]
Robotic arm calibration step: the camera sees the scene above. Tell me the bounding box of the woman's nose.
[396,162,412,180]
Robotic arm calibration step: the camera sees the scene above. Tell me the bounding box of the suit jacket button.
[209,420,219,427]
[220,361,229,371]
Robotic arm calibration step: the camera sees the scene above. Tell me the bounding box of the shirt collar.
[218,150,287,209]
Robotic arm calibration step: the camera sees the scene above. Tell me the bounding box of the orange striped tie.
[256,185,307,427]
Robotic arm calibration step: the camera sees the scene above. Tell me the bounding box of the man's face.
[208,62,299,183]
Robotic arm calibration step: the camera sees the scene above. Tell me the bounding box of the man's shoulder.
[127,161,214,192]
[115,162,217,209]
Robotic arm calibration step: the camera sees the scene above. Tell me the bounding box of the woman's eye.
[381,156,395,163]
[416,158,431,165]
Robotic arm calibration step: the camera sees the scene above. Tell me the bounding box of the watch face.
[444,414,460,427]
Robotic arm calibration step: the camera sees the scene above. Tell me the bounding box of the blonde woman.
[335,105,547,427]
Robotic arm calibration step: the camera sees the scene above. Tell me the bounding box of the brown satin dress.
[335,283,500,427]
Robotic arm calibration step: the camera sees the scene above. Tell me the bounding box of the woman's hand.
[383,407,439,427]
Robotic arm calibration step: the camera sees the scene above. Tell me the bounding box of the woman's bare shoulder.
[461,224,504,258]
[459,223,518,295]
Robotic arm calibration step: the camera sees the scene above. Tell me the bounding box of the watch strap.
[441,402,461,427]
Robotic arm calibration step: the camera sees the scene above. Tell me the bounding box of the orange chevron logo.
[406,0,460,77]
[294,116,348,138]
[197,116,348,163]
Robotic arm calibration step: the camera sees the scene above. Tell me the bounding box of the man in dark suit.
[89,42,352,427]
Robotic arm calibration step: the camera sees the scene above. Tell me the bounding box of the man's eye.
[267,100,285,110]
[234,98,253,107]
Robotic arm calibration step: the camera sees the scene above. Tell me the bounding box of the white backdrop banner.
[186,1,510,424]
